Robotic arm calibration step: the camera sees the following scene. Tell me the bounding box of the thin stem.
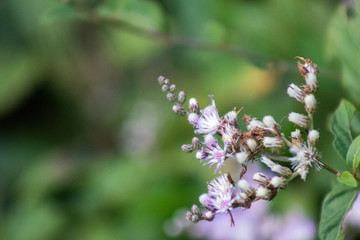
[308,112,314,131]
[319,160,341,177]
[263,153,291,162]
[81,11,299,71]
[286,172,299,184]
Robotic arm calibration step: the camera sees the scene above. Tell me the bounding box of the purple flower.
[195,96,221,135]
[196,135,232,173]
[200,174,236,215]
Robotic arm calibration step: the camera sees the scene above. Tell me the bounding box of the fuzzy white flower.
[195,96,221,135]
[263,137,283,148]
[246,139,258,152]
[287,83,305,102]
[289,144,322,180]
[288,112,308,128]
[304,94,316,112]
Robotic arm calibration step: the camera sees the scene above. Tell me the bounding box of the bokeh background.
[1,0,360,239]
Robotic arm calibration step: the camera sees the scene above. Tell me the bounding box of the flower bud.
[178,91,186,104]
[270,176,285,188]
[224,111,238,126]
[304,94,316,112]
[305,72,318,92]
[162,84,170,92]
[256,186,271,200]
[237,179,253,194]
[186,211,193,221]
[262,115,277,129]
[263,137,283,148]
[166,93,177,102]
[172,104,186,116]
[203,211,214,221]
[191,204,201,216]
[158,76,166,85]
[253,172,270,186]
[287,83,305,102]
[246,139,258,152]
[163,78,170,85]
[308,130,319,145]
[234,151,249,165]
[181,144,194,153]
[288,112,308,128]
[188,113,199,126]
[188,98,199,113]
[192,137,201,150]
[169,84,176,93]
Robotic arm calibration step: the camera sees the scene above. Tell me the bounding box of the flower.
[200,173,236,214]
[289,144,322,180]
[288,112,308,128]
[196,135,232,173]
[287,84,305,102]
[195,96,221,135]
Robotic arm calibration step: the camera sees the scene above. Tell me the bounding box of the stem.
[81,11,300,71]
[319,160,341,177]
[308,112,314,131]
[286,172,299,184]
[263,153,291,163]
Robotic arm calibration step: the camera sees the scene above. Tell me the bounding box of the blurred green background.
[0,0,359,239]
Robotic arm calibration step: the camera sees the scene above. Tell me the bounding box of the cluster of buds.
[158,57,324,226]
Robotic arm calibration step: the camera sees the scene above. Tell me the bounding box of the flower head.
[289,144,322,180]
[201,173,236,214]
[195,96,221,135]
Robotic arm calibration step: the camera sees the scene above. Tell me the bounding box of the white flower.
[304,94,316,112]
[246,139,258,152]
[287,84,305,102]
[234,151,249,165]
[305,72,318,91]
[270,176,285,188]
[253,172,270,186]
[195,96,221,135]
[224,110,238,126]
[307,130,319,145]
[237,179,254,194]
[263,137,283,148]
[247,118,266,130]
[262,115,277,129]
[288,112,308,128]
[188,113,199,126]
[256,187,271,200]
[202,174,236,214]
[261,155,292,176]
[289,144,322,180]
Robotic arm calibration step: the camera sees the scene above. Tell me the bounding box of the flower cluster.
[157,57,323,225]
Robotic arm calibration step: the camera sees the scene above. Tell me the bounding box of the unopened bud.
[186,211,193,221]
[308,130,319,145]
[188,113,199,126]
[234,151,249,165]
[270,176,285,188]
[158,76,166,85]
[178,91,186,104]
[305,73,318,92]
[172,104,186,116]
[163,78,170,85]
[181,144,194,153]
[224,111,238,126]
[191,214,199,223]
[246,139,258,152]
[253,172,270,186]
[188,98,199,113]
[256,186,271,200]
[288,112,308,128]
[287,84,305,102]
[166,93,177,102]
[203,211,214,221]
[237,179,253,194]
[169,84,176,93]
[262,115,277,129]
[162,84,170,92]
[192,137,201,150]
[304,94,317,112]
[191,204,201,216]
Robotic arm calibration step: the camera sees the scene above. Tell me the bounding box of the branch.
[82,12,298,71]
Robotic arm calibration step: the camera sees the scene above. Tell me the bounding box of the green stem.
[319,160,341,177]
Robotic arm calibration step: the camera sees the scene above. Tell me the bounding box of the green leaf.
[337,171,358,187]
[319,183,358,240]
[330,100,357,160]
[346,136,360,170]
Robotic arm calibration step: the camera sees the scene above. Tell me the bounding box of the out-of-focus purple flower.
[344,192,360,227]
[195,96,221,135]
